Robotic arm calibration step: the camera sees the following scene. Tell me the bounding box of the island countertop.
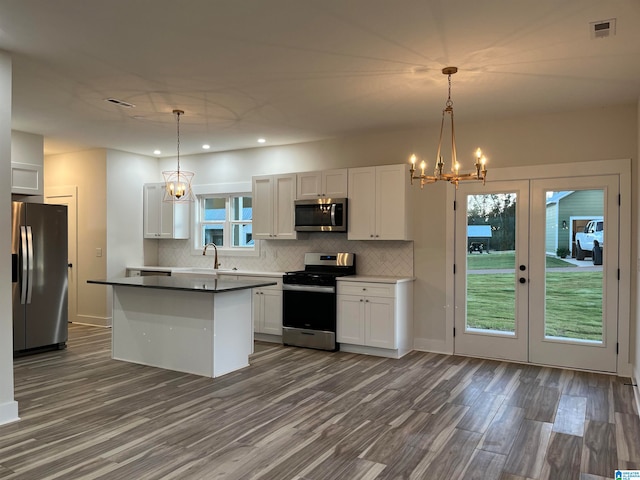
[88,276,277,293]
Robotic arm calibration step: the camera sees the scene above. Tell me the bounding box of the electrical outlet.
[96,248,102,257]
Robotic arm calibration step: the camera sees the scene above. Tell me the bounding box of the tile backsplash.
[158,233,413,277]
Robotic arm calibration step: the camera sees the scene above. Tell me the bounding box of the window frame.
[191,182,259,258]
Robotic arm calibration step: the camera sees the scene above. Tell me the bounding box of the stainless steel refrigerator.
[12,202,68,353]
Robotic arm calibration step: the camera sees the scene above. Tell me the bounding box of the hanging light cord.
[175,109,182,175]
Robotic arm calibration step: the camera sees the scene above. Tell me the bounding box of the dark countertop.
[88,276,277,293]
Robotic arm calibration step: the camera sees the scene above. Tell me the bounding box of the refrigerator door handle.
[26,225,34,304]
[20,226,28,304]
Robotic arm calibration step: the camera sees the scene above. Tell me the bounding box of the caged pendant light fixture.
[409,67,488,189]
[163,109,195,202]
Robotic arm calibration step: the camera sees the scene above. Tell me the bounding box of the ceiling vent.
[105,97,136,108]
[590,18,616,39]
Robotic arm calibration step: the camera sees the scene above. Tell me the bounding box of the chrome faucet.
[202,242,220,269]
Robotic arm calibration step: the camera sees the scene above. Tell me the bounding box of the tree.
[467,193,517,251]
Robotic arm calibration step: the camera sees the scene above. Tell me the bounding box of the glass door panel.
[529,177,618,372]
[454,181,529,363]
[466,193,517,335]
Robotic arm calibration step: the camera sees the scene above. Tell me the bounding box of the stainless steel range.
[282,252,356,351]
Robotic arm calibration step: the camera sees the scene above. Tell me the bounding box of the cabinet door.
[11,162,43,195]
[261,290,283,335]
[323,169,348,198]
[365,296,396,349]
[297,172,322,199]
[347,167,376,240]
[143,184,163,238]
[273,174,297,239]
[158,195,175,238]
[252,176,274,239]
[337,295,365,345]
[376,164,408,240]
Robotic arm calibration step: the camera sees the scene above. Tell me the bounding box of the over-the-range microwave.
[294,198,347,232]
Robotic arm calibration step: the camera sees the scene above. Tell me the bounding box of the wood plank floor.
[2,324,639,480]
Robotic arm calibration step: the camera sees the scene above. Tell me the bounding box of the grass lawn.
[466,253,602,341]
[467,252,576,270]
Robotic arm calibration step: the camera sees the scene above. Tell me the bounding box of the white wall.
[0,50,19,425]
[45,149,109,326]
[106,149,160,279]
[636,97,640,407]
[11,130,43,166]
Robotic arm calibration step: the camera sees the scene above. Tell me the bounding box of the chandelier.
[409,67,487,189]
[163,109,194,202]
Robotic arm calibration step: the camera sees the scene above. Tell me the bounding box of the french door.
[454,175,619,372]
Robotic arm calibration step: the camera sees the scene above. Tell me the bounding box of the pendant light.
[163,109,194,202]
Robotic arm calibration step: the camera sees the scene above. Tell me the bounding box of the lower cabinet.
[337,280,413,358]
[253,286,282,336]
[218,274,283,340]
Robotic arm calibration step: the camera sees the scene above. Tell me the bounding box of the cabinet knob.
[375,235,380,238]
[360,299,363,302]
[362,288,366,291]
[365,299,369,303]
[370,234,374,238]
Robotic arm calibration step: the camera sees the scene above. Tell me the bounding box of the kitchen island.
[88,276,277,378]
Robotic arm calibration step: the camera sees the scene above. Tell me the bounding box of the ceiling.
[1,0,639,157]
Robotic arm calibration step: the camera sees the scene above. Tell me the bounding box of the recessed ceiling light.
[257,138,266,144]
[202,144,210,150]
[153,149,161,155]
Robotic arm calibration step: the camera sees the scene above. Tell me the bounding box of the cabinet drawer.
[337,282,395,298]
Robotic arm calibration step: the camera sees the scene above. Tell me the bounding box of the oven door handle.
[283,284,335,294]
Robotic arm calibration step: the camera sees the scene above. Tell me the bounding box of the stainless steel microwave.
[294,198,347,232]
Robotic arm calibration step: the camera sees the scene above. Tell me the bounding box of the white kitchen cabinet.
[296,169,348,199]
[252,174,297,240]
[11,162,43,195]
[143,183,190,239]
[223,274,283,339]
[253,287,283,336]
[337,280,413,358]
[347,164,411,240]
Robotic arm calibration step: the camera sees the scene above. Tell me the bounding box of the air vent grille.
[590,18,616,39]
[105,98,136,108]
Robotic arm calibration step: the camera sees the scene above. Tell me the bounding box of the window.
[198,194,253,250]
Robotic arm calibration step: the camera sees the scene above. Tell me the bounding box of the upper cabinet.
[252,174,297,240]
[11,131,44,196]
[143,183,190,239]
[11,162,43,196]
[296,169,348,200]
[348,164,411,241]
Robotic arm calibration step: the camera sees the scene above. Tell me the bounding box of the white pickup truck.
[574,219,603,261]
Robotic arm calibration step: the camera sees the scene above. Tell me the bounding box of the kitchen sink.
[171,267,233,278]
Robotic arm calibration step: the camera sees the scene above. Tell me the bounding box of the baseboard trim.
[413,337,452,355]
[0,400,19,426]
[339,343,406,359]
[75,315,112,327]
